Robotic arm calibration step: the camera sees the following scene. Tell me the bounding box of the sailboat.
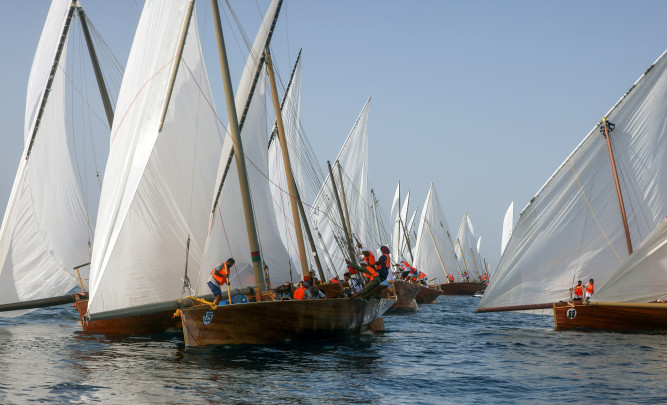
[173,0,394,346]
[478,50,667,332]
[500,201,514,257]
[412,184,462,304]
[443,213,486,295]
[0,0,116,318]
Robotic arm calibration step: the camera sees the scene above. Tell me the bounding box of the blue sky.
[1,0,666,270]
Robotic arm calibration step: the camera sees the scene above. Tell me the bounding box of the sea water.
[1,296,666,404]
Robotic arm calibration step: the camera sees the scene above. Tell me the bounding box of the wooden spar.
[601,118,633,255]
[475,302,556,313]
[26,2,76,160]
[210,0,265,291]
[295,186,326,281]
[370,189,382,245]
[423,219,449,278]
[457,239,469,273]
[399,213,414,263]
[265,48,309,279]
[328,161,357,266]
[0,294,78,313]
[73,261,90,293]
[336,163,354,245]
[76,6,114,128]
[210,0,283,216]
[158,0,194,132]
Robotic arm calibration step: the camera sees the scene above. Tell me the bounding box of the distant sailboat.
[478,50,667,331]
[500,201,514,256]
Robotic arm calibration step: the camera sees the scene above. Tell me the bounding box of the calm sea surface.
[1,296,666,404]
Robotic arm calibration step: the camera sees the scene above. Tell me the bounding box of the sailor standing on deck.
[585,279,594,303]
[208,258,235,307]
[571,280,584,302]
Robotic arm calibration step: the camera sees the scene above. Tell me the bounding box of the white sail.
[455,213,479,276]
[480,50,667,310]
[310,99,372,275]
[501,201,514,255]
[199,0,292,289]
[88,0,223,316]
[393,191,411,260]
[593,218,667,303]
[0,0,90,315]
[268,56,308,275]
[389,182,401,259]
[413,184,461,282]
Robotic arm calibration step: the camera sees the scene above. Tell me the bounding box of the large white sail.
[393,191,411,261]
[268,56,309,275]
[480,50,667,310]
[389,182,401,258]
[310,99,372,275]
[500,201,514,255]
[413,184,461,282]
[0,0,90,315]
[593,218,667,303]
[454,214,481,277]
[88,0,223,316]
[198,0,292,289]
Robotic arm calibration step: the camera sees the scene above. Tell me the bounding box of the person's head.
[589,279,594,283]
[303,281,311,288]
[577,280,582,285]
[226,258,235,266]
[344,272,351,280]
[380,246,390,255]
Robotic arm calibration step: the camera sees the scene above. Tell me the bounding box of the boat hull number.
[203,310,214,325]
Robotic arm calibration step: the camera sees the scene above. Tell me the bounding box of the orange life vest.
[211,263,230,284]
[364,251,376,267]
[365,264,379,281]
[400,261,411,271]
[377,254,390,271]
[574,285,583,296]
[585,283,594,294]
[418,272,426,280]
[448,274,454,283]
[332,278,339,283]
[294,286,307,300]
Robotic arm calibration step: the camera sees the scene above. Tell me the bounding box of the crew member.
[293,281,308,300]
[585,279,594,303]
[571,280,583,302]
[208,258,234,307]
[447,274,455,284]
[349,260,386,299]
[376,246,391,281]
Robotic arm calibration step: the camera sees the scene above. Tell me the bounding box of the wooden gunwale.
[553,301,667,331]
[440,281,487,296]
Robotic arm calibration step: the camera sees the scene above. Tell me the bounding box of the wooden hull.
[74,297,181,335]
[380,280,419,309]
[553,301,667,331]
[439,281,486,295]
[415,286,440,305]
[180,297,396,346]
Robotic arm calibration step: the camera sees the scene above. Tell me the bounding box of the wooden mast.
[601,118,633,255]
[76,6,115,128]
[157,1,195,132]
[265,48,309,280]
[328,161,358,265]
[336,163,354,245]
[370,189,382,245]
[211,0,265,292]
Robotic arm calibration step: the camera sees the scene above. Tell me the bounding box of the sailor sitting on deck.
[342,272,361,297]
[348,259,387,299]
[306,282,326,299]
[447,274,455,284]
[208,258,234,307]
[585,279,594,303]
[571,280,584,302]
[275,282,293,300]
[294,281,308,300]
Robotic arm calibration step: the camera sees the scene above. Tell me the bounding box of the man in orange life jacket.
[348,259,385,299]
[571,280,584,302]
[208,258,235,307]
[481,273,488,282]
[447,274,455,284]
[294,281,308,300]
[585,279,594,303]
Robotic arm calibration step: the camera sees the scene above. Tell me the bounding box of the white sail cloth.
[593,218,667,302]
[268,57,310,277]
[480,50,667,310]
[0,0,90,315]
[455,214,482,277]
[88,1,223,316]
[501,201,514,256]
[413,184,461,282]
[310,99,372,274]
[198,0,292,290]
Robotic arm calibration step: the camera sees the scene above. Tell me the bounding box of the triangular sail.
[480,50,667,310]
[593,218,667,303]
[199,0,291,289]
[310,99,371,273]
[268,56,309,275]
[88,0,223,316]
[0,0,90,316]
[413,184,461,282]
[501,201,514,255]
